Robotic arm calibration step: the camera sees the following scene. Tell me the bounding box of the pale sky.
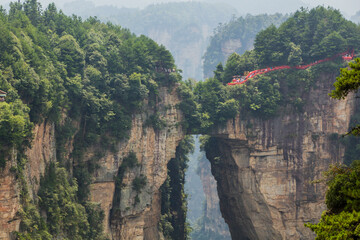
[302,0,360,16]
[0,0,359,16]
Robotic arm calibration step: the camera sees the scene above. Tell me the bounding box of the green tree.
[330,58,360,135]
[255,25,284,66]
[223,53,242,84]
[305,162,360,239]
[313,31,346,58]
[288,42,302,66]
[57,34,85,77]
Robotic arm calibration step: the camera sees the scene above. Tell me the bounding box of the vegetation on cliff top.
[192,6,360,131]
[63,0,236,80]
[0,0,179,238]
[0,0,179,163]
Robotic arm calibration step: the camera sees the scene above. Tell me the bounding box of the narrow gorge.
[1,2,360,240]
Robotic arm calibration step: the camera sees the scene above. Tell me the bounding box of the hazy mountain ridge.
[62,1,236,80]
[203,13,288,78]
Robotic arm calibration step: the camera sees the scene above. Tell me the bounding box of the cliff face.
[0,85,184,240]
[207,73,356,239]
[86,85,184,240]
[0,122,56,239]
[0,151,20,240]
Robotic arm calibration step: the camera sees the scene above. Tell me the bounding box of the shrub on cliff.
[14,162,107,239]
[0,100,32,168]
[305,161,360,239]
[0,0,180,238]
[197,6,359,124]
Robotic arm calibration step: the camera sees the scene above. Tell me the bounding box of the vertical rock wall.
[0,85,184,240]
[0,122,56,240]
[0,151,20,240]
[207,73,356,239]
[88,85,184,239]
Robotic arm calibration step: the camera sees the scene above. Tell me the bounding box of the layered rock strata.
[88,85,184,239]
[207,73,356,239]
[0,122,56,239]
[0,85,184,240]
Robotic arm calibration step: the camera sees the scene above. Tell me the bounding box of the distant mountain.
[203,13,288,78]
[208,0,308,14]
[62,1,237,80]
[351,10,360,23]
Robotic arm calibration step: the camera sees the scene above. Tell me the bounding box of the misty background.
[4,0,354,81]
[2,0,360,16]
[1,0,359,239]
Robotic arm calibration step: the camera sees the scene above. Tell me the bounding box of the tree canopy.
[195,6,360,127]
[305,162,360,239]
[0,1,180,238]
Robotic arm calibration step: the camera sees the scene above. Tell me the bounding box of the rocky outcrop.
[207,73,356,239]
[88,85,184,239]
[25,122,57,198]
[0,84,184,240]
[0,122,56,240]
[0,151,20,240]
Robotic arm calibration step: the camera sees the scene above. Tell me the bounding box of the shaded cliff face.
[0,122,56,239]
[0,153,20,239]
[206,73,356,239]
[88,85,184,239]
[0,85,184,240]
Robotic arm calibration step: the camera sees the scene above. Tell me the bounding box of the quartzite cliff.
[0,85,184,240]
[0,74,357,240]
[206,73,356,239]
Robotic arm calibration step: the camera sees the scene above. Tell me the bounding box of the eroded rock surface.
[207,74,356,239]
[89,86,184,239]
[0,85,184,240]
[0,122,56,240]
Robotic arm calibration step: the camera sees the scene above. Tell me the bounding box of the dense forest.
[203,13,288,77]
[191,7,360,133]
[62,0,236,80]
[0,0,186,238]
[1,0,360,239]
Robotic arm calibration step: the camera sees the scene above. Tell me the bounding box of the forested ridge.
[0,1,183,239]
[62,0,236,80]
[190,6,360,133]
[1,1,360,239]
[198,6,360,239]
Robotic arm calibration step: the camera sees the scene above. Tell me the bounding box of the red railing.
[228,51,354,86]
